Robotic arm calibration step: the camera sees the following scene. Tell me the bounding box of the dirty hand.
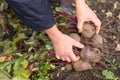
[75,0,101,34]
[46,25,84,62]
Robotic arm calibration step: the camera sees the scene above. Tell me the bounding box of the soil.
[51,1,120,80]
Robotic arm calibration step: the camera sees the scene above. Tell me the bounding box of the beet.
[73,60,92,71]
[91,34,103,47]
[80,46,101,63]
[69,33,80,42]
[81,23,95,38]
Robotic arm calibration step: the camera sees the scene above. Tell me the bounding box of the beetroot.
[81,23,95,38]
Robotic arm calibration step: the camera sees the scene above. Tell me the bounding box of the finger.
[77,20,84,33]
[91,18,101,34]
[69,52,80,62]
[56,55,60,59]
[65,56,71,62]
[95,20,101,34]
[61,57,65,61]
[73,40,84,48]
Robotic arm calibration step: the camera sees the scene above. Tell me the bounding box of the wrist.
[75,0,87,12]
[75,0,88,20]
[74,0,86,4]
[45,25,62,41]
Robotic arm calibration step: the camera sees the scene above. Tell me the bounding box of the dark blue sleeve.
[6,0,55,32]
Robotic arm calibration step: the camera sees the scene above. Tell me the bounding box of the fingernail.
[77,56,80,60]
[81,45,85,48]
[78,30,81,33]
[75,56,80,61]
[96,31,98,34]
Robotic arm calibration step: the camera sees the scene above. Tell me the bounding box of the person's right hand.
[46,25,84,62]
[51,32,84,62]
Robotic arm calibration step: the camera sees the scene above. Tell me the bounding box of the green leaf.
[2,47,17,55]
[34,52,47,60]
[45,44,53,50]
[0,1,8,11]
[13,33,26,45]
[12,76,30,80]
[21,59,28,69]
[0,39,17,56]
[102,70,114,79]
[38,76,50,80]
[0,71,11,80]
[13,57,24,74]
[6,64,12,73]
[13,57,30,79]
[50,64,56,70]
[0,39,12,49]
[40,61,50,74]
[16,68,30,79]
[86,0,96,5]
[0,61,13,72]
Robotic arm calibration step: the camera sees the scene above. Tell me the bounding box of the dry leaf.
[117,13,120,20]
[115,44,120,51]
[0,55,12,62]
[105,11,113,18]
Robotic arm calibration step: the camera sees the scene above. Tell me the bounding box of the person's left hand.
[75,1,101,34]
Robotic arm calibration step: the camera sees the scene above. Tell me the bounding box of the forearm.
[74,0,87,21]
[74,0,87,11]
[74,0,86,4]
[45,25,62,41]
[46,0,86,40]
[73,0,101,34]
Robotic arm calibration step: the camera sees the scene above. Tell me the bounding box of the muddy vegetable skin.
[69,22,103,72]
[81,47,96,62]
[91,34,103,47]
[81,23,95,38]
[69,33,81,42]
[81,46,101,63]
[73,60,92,71]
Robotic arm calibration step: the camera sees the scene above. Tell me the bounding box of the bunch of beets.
[55,11,103,71]
[69,22,103,71]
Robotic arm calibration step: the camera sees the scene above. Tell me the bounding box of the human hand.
[46,25,84,62]
[52,33,84,62]
[75,0,101,34]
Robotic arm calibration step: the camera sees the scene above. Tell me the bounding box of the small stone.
[105,11,113,18]
[101,9,105,13]
[112,36,116,40]
[113,2,118,9]
[115,44,120,51]
[57,72,60,77]
[117,14,120,20]
[61,67,65,71]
